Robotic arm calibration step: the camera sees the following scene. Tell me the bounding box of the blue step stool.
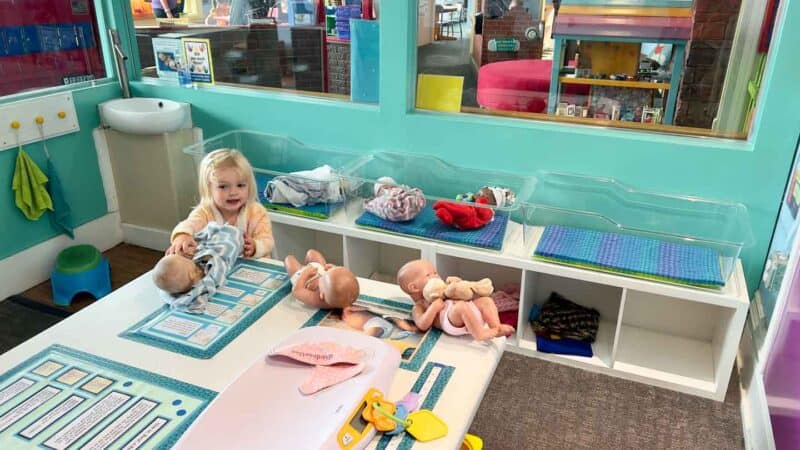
[51,245,111,306]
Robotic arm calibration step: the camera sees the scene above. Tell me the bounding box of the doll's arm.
[412,299,444,331]
[291,267,327,308]
[249,205,275,258]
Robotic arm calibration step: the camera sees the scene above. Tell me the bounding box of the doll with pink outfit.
[396,259,514,341]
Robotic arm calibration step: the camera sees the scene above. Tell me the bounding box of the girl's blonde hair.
[197,148,258,210]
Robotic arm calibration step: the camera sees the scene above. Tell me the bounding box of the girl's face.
[210,167,249,216]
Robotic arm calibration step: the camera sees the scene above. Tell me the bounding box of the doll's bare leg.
[474,297,515,337]
[304,249,328,265]
[341,306,372,331]
[451,302,497,341]
[284,255,303,277]
[387,317,420,333]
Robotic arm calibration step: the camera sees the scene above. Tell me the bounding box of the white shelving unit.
[268,206,750,401]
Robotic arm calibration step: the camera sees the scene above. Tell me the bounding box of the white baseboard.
[121,223,171,252]
[0,212,123,301]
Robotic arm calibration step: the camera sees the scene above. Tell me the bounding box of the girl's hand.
[167,234,197,257]
[243,236,255,258]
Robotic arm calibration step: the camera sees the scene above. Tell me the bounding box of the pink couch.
[477,59,589,113]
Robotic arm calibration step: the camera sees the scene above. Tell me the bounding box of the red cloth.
[499,310,518,328]
[476,59,589,113]
[433,199,494,230]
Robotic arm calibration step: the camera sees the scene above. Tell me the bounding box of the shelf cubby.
[271,222,344,266]
[344,236,422,281]
[435,254,523,289]
[613,289,738,395]
[517,271,623,369]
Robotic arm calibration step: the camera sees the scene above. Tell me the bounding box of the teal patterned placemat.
[375,361,455,450]
[121,259,291,359]
[0,344,216,449]
[302,294,441,372]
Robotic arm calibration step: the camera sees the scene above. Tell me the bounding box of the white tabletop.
[0,259,505,449]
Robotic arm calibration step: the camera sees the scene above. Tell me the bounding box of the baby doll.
[456,186,516,208]
[396,259,514,341]
[364,176,426,222]
[153,223,242,313]
[284,249,360,309]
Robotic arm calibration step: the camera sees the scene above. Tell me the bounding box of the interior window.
[131,0,380,104]
[415,0,781,138]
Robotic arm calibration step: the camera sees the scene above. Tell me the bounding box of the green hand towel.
[12,148,53,220]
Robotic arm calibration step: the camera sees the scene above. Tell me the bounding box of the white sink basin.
[99,98,190,135]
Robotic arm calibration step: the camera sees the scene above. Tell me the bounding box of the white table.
[0,259,505,449]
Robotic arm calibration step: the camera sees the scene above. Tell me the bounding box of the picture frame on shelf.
[642,107,662,124]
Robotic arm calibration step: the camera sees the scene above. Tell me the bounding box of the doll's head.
[457,186,515,208]
[198,148,258,215]
[397,259,441,303]
[475,186,516,208]
[153,254,204,294]
[318,267,360,309]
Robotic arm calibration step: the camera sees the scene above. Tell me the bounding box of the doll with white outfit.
[284,249,360,309]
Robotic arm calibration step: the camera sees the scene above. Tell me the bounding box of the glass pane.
[132,0,380,104]
[0,0,107,97]
[415,0,781,138]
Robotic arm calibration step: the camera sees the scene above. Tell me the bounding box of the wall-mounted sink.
[99,98,191,135]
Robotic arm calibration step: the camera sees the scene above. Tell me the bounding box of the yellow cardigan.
[171,202,275,259]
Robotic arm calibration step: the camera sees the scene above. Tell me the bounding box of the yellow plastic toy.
[461,433,484,450]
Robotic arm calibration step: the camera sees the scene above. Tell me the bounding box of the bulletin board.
[0,0,105,96]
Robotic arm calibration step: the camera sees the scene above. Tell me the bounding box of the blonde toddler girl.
[167,148,274,258]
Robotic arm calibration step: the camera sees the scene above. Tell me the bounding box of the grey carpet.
[468,352,742,449]
[0,296,70,354]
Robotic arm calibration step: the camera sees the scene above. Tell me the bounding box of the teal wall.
[130,1,800,290]
[2,1,798,293]
[0,0,122,259]
[0,83,121,259]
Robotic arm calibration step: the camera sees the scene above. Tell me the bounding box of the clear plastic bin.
[342,151,536,251]
[183,130,366,220]
[522,171,754,288]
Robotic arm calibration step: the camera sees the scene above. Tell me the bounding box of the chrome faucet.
[108,29,131,99]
